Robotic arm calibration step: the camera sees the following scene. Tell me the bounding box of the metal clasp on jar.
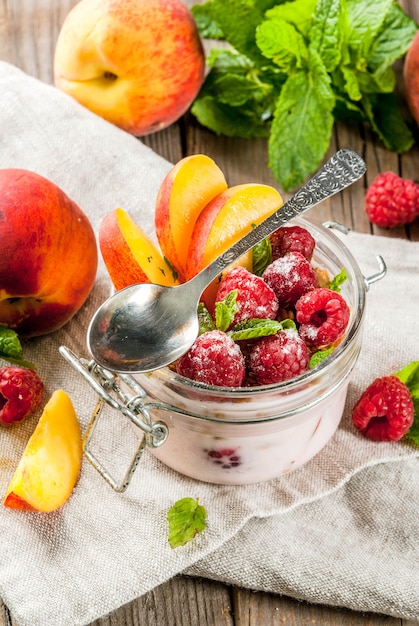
[59,346,168,492]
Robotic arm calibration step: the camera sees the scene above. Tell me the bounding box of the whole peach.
[0,169,98,337]
[54,0,205,136]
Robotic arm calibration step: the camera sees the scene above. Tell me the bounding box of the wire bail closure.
[59,346,168,492]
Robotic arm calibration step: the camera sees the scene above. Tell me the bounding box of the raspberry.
[262,251,318,308]
[176,329,245,387]
[205,447,242,469]
[365,171,419,228]
[0,367,44,425]
[247,329,310,385]
[296,287,350,348]
[215,266,279,328]
[269,225,316,261]
[351,375,414,441]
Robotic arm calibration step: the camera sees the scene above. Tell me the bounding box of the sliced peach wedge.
[155,154,228,280]
[3,390,82,512]
[99,207,179,291]
[185,183,283,280]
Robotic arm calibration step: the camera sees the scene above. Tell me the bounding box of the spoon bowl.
[87,149,366,373]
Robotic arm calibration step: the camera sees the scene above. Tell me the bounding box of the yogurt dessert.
[134,218,367,485]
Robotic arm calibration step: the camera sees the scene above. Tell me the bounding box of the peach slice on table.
[185,183,283,280]
[3,390,82,512]
[155,154,228,280]
[99,207,179,291]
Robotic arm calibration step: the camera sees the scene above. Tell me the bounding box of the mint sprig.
[191,0,417,191]
[394,361,419,447]
[215,289,238,331]
[198,302,216,334]
[328,267,347,292]
[167,497,207,548]
[309,346,334,369]
[252,235,272,276]
[0,325,35,369]
[230,317,295,341]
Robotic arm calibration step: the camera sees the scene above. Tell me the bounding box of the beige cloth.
[0,62,418,626]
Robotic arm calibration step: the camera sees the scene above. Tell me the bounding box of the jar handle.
[323,221,387,290]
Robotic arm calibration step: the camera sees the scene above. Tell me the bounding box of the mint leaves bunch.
[191,0,417,191]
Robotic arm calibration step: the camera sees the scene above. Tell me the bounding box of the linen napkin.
[0,61,418,626]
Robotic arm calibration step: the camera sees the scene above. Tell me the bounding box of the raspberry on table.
[215,266,279,328]
[0,366,44,425]
[365,171,419,228]
[351,375,414,441]
[296,287,350,348]
[269,225,316,261]
[247,329,310,385]
[176,329,245,387]
[262,251,318,308]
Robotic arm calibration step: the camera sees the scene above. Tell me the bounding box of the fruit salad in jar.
[95,155,375,486]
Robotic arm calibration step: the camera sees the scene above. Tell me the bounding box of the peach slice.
[185,183,283,279]
[155,154,228,280]
[3,390,82,512]
[99,208,178,291]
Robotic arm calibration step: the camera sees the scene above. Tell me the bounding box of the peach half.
[185,183,283,279]
[3,390,82,512]
[155,154,228,280]
[99,208,178,291]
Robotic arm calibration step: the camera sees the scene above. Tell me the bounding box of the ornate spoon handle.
[193,149,366,288]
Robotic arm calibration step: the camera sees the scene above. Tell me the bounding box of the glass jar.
[130,219,383,485]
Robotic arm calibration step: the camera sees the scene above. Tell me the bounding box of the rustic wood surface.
[0,0,418,624]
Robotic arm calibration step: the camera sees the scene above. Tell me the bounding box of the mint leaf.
[366,2,417,72]
[230,318,282,341]
[362,93,415,153]
[268,51,335,190]
[215,290,238,332]
[191,3,225,39]
[197,302,216,335]
[252,236,272,276]
[167,497,207,548]
[0,325,23,361]
[328,267,347,292]
[206,0,268,64]
[309,346,334,368]
[230,318,296,341]
[265,0,318,38]
[345,0,392,51]
[0,325,35,368]
[394,361,419,447]
[256,18,308,70]
[309,0,343,72]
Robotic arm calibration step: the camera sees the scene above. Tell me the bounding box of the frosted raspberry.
[365,171,419,228]
[176,329,245,387]
[352,375,414,441]
[262,251,318,308]
[247,329,310,385]
[0,366,44,425]
[215,266,278,328]
[269,225,316,261]
[296,287,350,348]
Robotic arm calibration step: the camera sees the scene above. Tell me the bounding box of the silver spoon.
[87,149,366,373]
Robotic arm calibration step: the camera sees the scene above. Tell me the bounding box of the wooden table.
[0,1,418,625]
